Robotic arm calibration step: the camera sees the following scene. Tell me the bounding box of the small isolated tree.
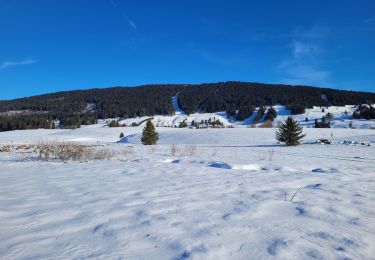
[179,120,188,128]
[141,121,159,145]
[325,112,334,122]
[119,132,124,138]
[276,117,306,146]
[265,107,277,121]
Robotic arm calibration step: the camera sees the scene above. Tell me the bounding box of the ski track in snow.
[0,127,375,259]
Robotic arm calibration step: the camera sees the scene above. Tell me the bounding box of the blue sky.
[1,0,375,99]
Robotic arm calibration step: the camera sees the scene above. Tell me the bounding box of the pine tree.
[265,107,277,121]
[276,117,306,146]
[179,120,187,128]
[108,120,119,127]
[141,121,159,145]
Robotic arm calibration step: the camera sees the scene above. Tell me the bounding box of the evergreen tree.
[325,112,334,122]
[141,121,159,145]
[108,120,119,127]
[179,120,188,128]
[276,117,306,146]
[265,107,277,121]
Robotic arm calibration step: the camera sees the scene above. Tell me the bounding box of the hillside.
[1,82,375,131]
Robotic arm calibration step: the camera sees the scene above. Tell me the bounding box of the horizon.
[1,0,375,99]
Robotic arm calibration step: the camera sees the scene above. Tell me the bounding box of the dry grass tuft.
[0,145,12,152]
[259,149,276,161]
[182,144,197,157]
[35,141,114,161]
[118,145,135,157]
[170,144,178,156]
[170,144,197,157]
[259,120,274,128]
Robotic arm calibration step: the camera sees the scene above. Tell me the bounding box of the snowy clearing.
[0,126,375,259]
[112,104,375,129]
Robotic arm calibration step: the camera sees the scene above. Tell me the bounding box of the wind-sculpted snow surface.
[0,128,375,259]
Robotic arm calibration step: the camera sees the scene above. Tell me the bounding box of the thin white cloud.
[121,12,137,30]
[291,25,330,40]
[363,17,375,24]
[278,25,331,86]
[109,0,117,8]
[193,48,248,66]
[292,41,318,58]
[109,0,137,30]
[0,58,37,70]
[281,66,331,86]
[128,19,137,30]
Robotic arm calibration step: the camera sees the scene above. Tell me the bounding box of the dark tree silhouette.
[265,107,277,121]
[1,81,375,131]
[276,117,306,146]
[141,121,159,145]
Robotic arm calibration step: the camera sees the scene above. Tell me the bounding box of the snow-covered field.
[1,124,375,259]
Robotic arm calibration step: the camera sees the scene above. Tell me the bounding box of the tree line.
[1,81,375,131]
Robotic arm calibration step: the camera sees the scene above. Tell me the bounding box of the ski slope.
[114,103,375,129]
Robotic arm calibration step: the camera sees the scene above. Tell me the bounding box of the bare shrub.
[268,149,275,161]
[35,141,114,161]
[89,147,114,160]
[15,144,33,150]
[0,145,11,152]
[169,144,197,157]
[170,144,178,156]
[55,142,87,161]
[118,146,134,157]
[259,149,275,161]
[35,141,53,160]
[182,144,196,157]
[258,151,266,160]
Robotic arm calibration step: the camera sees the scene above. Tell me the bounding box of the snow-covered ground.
[1,125,375,259]
[114,104,375,129]
[273,105,375,129]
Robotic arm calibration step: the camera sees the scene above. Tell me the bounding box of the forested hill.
[1,81,375,131]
